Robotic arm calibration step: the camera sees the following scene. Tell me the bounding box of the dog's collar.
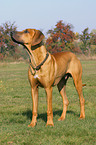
[31,41,43,51]
[29,52,49,75]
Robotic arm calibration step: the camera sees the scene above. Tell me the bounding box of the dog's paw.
[28,122,36,127]
[46,123,54,127]
[46,120,54,127]
[79,116,85,119]
[79,113,85,119]
[58,116,65,121]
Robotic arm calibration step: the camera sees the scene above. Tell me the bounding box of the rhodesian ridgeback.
[11,29,85,127]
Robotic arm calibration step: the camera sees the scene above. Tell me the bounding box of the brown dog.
[11,29,85,127]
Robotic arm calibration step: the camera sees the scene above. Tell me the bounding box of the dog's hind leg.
[57,74,70,121]
[72,74,85,119]
[58,85,69,121]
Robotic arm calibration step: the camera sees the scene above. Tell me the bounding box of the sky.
[0,0,96,35]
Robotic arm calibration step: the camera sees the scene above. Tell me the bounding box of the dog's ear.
[31,30,44,46]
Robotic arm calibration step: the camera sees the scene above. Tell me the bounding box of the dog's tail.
[82,84,86,87]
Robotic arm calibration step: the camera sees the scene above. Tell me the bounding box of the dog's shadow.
[22,110,79,122]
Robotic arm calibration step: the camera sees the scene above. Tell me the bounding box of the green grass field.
[0,60,96,145]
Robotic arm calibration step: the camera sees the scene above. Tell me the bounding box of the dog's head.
[11,29,44,47]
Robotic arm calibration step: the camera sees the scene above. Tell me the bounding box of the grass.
[0,60,96,145]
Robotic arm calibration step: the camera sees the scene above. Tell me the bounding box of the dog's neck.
[25,43,47,66]
[31,45,47,66]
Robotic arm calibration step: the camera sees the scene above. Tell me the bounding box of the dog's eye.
[24,30,29,33]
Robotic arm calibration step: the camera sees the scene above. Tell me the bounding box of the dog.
[11,28,85,127]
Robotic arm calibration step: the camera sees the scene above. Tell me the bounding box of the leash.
[29,52,49,76]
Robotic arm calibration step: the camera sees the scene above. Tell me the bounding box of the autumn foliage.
[79,28,96,55]
[0,22,17,60]
[46,20,75,53]
[0,21,96,61]
[90,33,96,45]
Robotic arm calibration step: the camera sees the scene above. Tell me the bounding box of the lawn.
[0,60,96,145]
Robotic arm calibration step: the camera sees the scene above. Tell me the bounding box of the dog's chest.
[33,74,39,79]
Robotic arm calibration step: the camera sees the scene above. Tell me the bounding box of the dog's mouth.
[11,31,24,45]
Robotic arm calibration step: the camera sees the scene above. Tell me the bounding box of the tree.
[91,29,96,34]
[46,20,75,53]
[90,29,96,45]
[79,28,91,55]
[0,21,17,59]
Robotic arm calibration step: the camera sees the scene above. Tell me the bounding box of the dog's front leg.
[28,86,38,127]
[45,87,54,127]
